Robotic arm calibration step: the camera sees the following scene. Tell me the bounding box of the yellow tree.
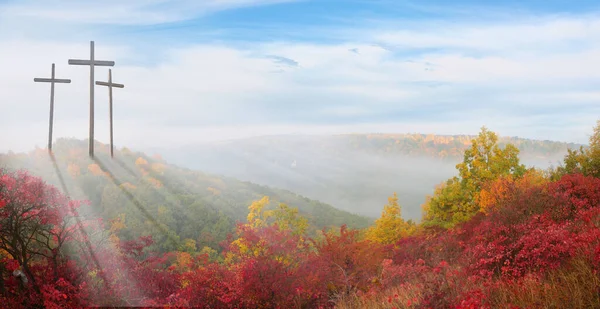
[247,196,271,229]
[135,157,148,167]
[366,193,415,245]
[246,196,308,235]
[180,238,197,253]
[109,213,127,245]
[227,196,309,263]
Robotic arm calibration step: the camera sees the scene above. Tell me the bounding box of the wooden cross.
[68,41,115,157]
[34,63,71,152]
[96,69,124,158]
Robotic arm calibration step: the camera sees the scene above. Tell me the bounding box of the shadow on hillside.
[112,156,189,207]
[113,157,140,178]
[112,155,211,222]
[92,156,180,249]
[49,152,111,291]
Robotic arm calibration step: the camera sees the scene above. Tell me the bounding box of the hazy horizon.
[1,129,589,154]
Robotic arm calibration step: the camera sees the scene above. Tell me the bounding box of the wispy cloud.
[1,0,300,25]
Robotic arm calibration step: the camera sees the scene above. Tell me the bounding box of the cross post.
[96,69,124,158]
[68,41,115,157]
[34,63,71,152]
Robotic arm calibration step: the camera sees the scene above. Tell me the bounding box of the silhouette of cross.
[34,63,71,152]
[68,41,115,157]
[96,69,124,158]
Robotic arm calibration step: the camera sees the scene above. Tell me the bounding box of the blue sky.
[0,0,599,151]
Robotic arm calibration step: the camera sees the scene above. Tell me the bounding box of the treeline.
[218,132,580,160]
[342,133,577,158]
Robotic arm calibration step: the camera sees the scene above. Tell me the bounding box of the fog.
[152,135,570,222]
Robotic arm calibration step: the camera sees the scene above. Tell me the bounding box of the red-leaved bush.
[3,168,600,308]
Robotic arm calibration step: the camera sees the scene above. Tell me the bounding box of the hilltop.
[0,138,371,252]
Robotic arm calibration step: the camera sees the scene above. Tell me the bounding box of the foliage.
[365,193,416,244]
[423,127,527,228]
[0,170,90,308]
[1,168,600,308]
[2,124,600,308]
[312,225,387,299]
[553,120,600,179]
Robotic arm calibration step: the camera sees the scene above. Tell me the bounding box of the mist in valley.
[157,135,570,221]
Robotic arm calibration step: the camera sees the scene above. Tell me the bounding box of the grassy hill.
[160,133,581,221]
[0,138,371,253]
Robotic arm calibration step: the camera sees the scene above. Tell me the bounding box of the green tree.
[423,127,526,228]
[422,177,470,229]
[554,120,600,179]
[456,127,526,197]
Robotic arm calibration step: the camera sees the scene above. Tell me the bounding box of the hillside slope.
[0,138,371,252]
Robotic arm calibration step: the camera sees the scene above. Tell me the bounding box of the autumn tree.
[87,163,104,176]
[313,225,386,297]
[207,197,326,308]
[227,196,309,264]
[246,196,308,235]
[457,127,526,195]
[554,120,600,179]
[135,157,148,167]
[365,193,416,245]
[423,127,526,228]
[0,170,89,307]
[477,168,548,214]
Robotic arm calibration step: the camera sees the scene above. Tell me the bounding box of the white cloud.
[374,15,600,52]
[0,6,599,153]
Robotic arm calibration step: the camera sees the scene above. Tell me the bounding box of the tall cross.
[34,63,71,152]
[68,41,115,157]
[96,69,124,158]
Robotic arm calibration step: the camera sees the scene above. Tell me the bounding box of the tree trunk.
[52,253,59,282]
[0,268,6,296]
[22,263,39,293]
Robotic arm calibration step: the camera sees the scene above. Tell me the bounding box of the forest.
[1,121,600,308]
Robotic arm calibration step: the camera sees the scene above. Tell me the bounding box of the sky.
[0,0,599,152]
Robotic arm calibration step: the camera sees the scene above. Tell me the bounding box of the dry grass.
[335,258,600,309]
[488,258,600,309]
[334,284,422,309]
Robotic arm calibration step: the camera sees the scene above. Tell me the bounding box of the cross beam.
[68,41,115,157]
[34,63,71,152]
[95,69,124,158]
